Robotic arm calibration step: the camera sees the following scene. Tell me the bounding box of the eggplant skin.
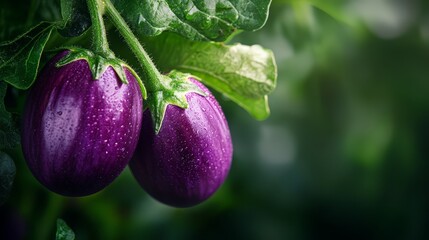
[22,51,143,197]
[130,78,233,207]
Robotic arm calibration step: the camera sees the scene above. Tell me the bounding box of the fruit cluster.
[22,51,233,207]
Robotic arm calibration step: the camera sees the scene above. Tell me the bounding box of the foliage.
[0,0,276,142]
[143,32,276,120]
[0,0,276,238]
[111,0,271,41]
[56,219,75,240]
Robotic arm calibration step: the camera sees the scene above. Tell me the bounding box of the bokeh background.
[2,0,429,239]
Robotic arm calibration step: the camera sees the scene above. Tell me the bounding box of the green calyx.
[52,1,148,98]
[55,47,147,99]
[146,70,206,134]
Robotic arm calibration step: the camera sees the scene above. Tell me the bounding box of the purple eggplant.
[22,51,143,196]
[130,78,232,207]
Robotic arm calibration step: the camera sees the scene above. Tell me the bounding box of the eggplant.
[130,78,232,207]
[22,51,143,196]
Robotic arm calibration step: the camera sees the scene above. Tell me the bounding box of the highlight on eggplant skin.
[130,78,233,208]
[21,51,143,197]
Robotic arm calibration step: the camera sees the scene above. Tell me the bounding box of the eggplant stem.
[104,0,164,92]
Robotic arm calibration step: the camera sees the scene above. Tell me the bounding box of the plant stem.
[87,0,113,57]
[104,0,162,91]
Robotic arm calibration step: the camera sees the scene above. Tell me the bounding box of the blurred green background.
[2,0,429,239]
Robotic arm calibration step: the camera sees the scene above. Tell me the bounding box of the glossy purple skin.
[130,78,232,207]
[22,51,143,196]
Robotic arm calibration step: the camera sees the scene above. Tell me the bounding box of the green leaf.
[143,33,277,120]
[111,0,272,41]
[58,0,92,37]
[147,71,205,133]
[0,82,20,150]
[0,22,55,89]
[0,151,16,205]
[56,219,75,240]
[179,43,276,98]
[188,73,271,120]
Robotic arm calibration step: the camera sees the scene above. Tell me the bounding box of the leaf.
[0,0,91,91]
[178,43,276,98]
[56,219,75,240]
[0,22,55,90]
[0,22,52,64]
[0,151,16,205]
[58,0,92,37]
[111,0,272,41]
[143,33,277,120]
[0,82,20,150]
[188,72,272,120]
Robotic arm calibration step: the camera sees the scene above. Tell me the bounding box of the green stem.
[104,0,163,91]
[87,0,113,57]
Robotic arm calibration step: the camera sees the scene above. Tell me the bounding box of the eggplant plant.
[0,0,277,212]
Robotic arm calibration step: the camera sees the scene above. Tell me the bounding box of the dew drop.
[57,111,63,115]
